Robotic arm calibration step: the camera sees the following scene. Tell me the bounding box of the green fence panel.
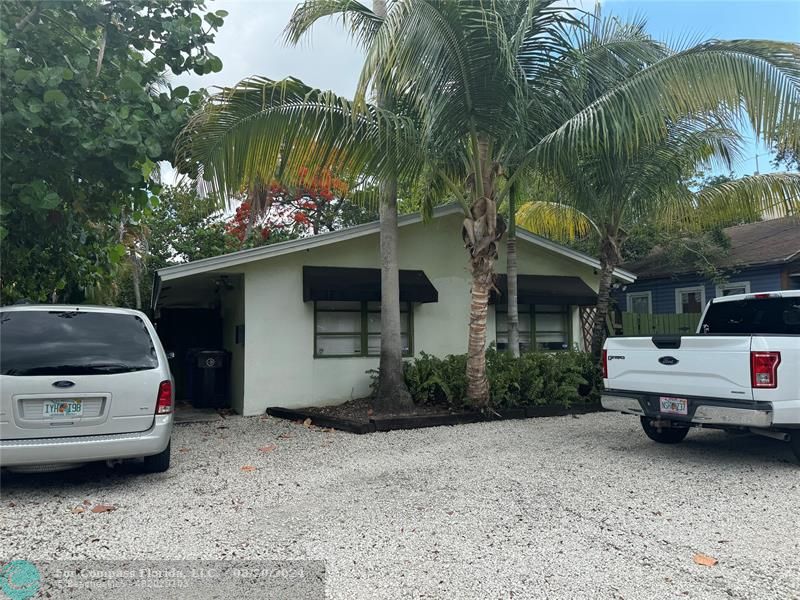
[621,312,701,335]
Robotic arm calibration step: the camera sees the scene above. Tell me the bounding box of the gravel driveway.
[2,412,799,599]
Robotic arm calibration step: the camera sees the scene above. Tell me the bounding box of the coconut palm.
[516,122,800,355]
[286,0,415,411]
[178,1,800,406]
[355,0,800,401]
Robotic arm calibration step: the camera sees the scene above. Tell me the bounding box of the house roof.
[155,204,636,283]
[624,216,800,279]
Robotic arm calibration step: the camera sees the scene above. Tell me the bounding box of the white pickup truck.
[602,290,800,460]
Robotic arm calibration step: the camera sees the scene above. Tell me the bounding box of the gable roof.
[156,204,636,283]
[624,216,800,279]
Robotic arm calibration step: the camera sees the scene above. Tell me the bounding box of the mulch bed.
[266,397,604,434]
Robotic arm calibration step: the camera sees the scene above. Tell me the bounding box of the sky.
[165,0,800,182]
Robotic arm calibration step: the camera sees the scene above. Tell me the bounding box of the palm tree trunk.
[130,249,142,310]
[467,258,492,404]
[464,135,501,407]
[373,176,414,412]
[506,183,520,357]
[371,0,413,413]
[591,240,617,357]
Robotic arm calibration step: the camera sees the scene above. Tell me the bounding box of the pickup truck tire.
[640,417,690,444]
[142,441,171,473]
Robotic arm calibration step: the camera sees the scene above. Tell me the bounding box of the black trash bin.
[185,349,230,408]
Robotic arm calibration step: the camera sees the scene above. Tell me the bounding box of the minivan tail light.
[602,349,608,379]
[750,352,780,389]
[156,380,173,414]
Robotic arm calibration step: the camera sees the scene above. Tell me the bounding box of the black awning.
[491,274,597,306]
[303,266,438,303]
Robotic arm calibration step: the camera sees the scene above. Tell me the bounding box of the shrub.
[402,349,600,410]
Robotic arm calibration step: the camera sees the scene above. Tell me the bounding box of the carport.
[151,271,245,413]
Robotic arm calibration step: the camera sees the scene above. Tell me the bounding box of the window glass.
[721,286,747,296]
[316,300,361,311]
[315,302,412,357]
[629,294,650,314]
[316,335,362,356]
[679,289,704,313]
[701,298,800,335]
[495,304,569,352]
[0,310,158,376]
[316,311,361,333]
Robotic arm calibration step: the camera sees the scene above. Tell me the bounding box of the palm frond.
[693,172,800,225]
[516,200,597,241]
[174,77,420,206]
[285,0,382,48]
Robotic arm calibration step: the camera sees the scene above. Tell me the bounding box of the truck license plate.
[43,399,83,417]
[659,396,687,416]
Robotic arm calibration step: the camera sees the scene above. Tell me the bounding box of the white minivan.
[0,305,173,473]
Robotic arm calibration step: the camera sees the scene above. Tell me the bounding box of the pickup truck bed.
[601,291,800,459]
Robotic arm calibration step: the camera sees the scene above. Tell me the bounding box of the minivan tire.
[789,432,800,463]
[640,417,690,444]
[142,441,171,473]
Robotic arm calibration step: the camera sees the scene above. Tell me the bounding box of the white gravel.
[2,412,799,599]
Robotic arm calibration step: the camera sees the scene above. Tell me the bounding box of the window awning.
[303,266,438,303]
[491,274,597,306]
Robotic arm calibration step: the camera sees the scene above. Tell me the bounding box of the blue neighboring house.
[613,217,800,317]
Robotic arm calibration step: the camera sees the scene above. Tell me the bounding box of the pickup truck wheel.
[142,441,171,473]
[640,417,689,444]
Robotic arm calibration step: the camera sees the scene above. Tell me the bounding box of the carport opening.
[152,273,244,414]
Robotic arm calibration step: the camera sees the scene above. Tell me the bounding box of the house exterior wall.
[220,279,245,414]
[237,213,601,415]
[613,265,785,314]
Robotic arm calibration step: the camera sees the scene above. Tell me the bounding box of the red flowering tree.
[225,170,373,249]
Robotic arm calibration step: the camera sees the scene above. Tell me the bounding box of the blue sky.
[603,0,800,176]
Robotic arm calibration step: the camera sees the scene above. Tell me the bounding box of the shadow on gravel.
[596,425,797,467]
[1,460,168,494]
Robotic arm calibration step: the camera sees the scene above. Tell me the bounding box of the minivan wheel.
[789,433,800,463]
[142,441,171,473]
[640,417,690,444]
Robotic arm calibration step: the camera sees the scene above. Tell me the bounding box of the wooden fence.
[620,312,701,336]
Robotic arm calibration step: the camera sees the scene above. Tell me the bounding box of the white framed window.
[715,281,751,298]
[626,291,652,314]
[496,304,571,352]
[314,301,412,357]
[675,286,706,314]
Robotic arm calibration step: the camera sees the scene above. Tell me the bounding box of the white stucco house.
[151,205,635,416]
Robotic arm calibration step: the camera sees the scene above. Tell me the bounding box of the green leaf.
[14,69,33,84]
[215,10,229,17]
[172,85,190,99]
[43,89,68,105]
[207,56,223,73]
[144,137,161,157]
[28,99,43,113]
[41,192,61,209]
[62,68,74,81]
[108,243,127,262]
[140,158,156,179]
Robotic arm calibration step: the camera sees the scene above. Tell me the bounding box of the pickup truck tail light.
[156,380,173,414]
[750,352,780,389]
[602,349,608,379]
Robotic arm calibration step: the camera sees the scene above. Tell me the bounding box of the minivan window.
[0,310,158,376]
[701,298,800,335]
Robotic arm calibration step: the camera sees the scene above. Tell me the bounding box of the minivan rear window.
[701,298,800,335]
[0,310,158,376]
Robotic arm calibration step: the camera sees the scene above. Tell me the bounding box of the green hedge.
[402,348,601,410]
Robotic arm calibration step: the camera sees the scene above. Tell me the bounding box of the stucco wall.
[220,279,245,414]
[238,213,601,415]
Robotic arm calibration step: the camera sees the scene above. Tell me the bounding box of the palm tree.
[355,1,800,402]
[516,123,800,355]
[286,0,414,411]
[179,1,800,406]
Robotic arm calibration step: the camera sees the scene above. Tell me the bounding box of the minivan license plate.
[43,400,83,417]
[659,396,687,416]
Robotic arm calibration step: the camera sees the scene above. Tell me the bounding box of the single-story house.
[151,205,635,416]
[613,216,800,316]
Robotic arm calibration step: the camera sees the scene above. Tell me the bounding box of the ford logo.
[52,380,75,388]
[658,356,679,366]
